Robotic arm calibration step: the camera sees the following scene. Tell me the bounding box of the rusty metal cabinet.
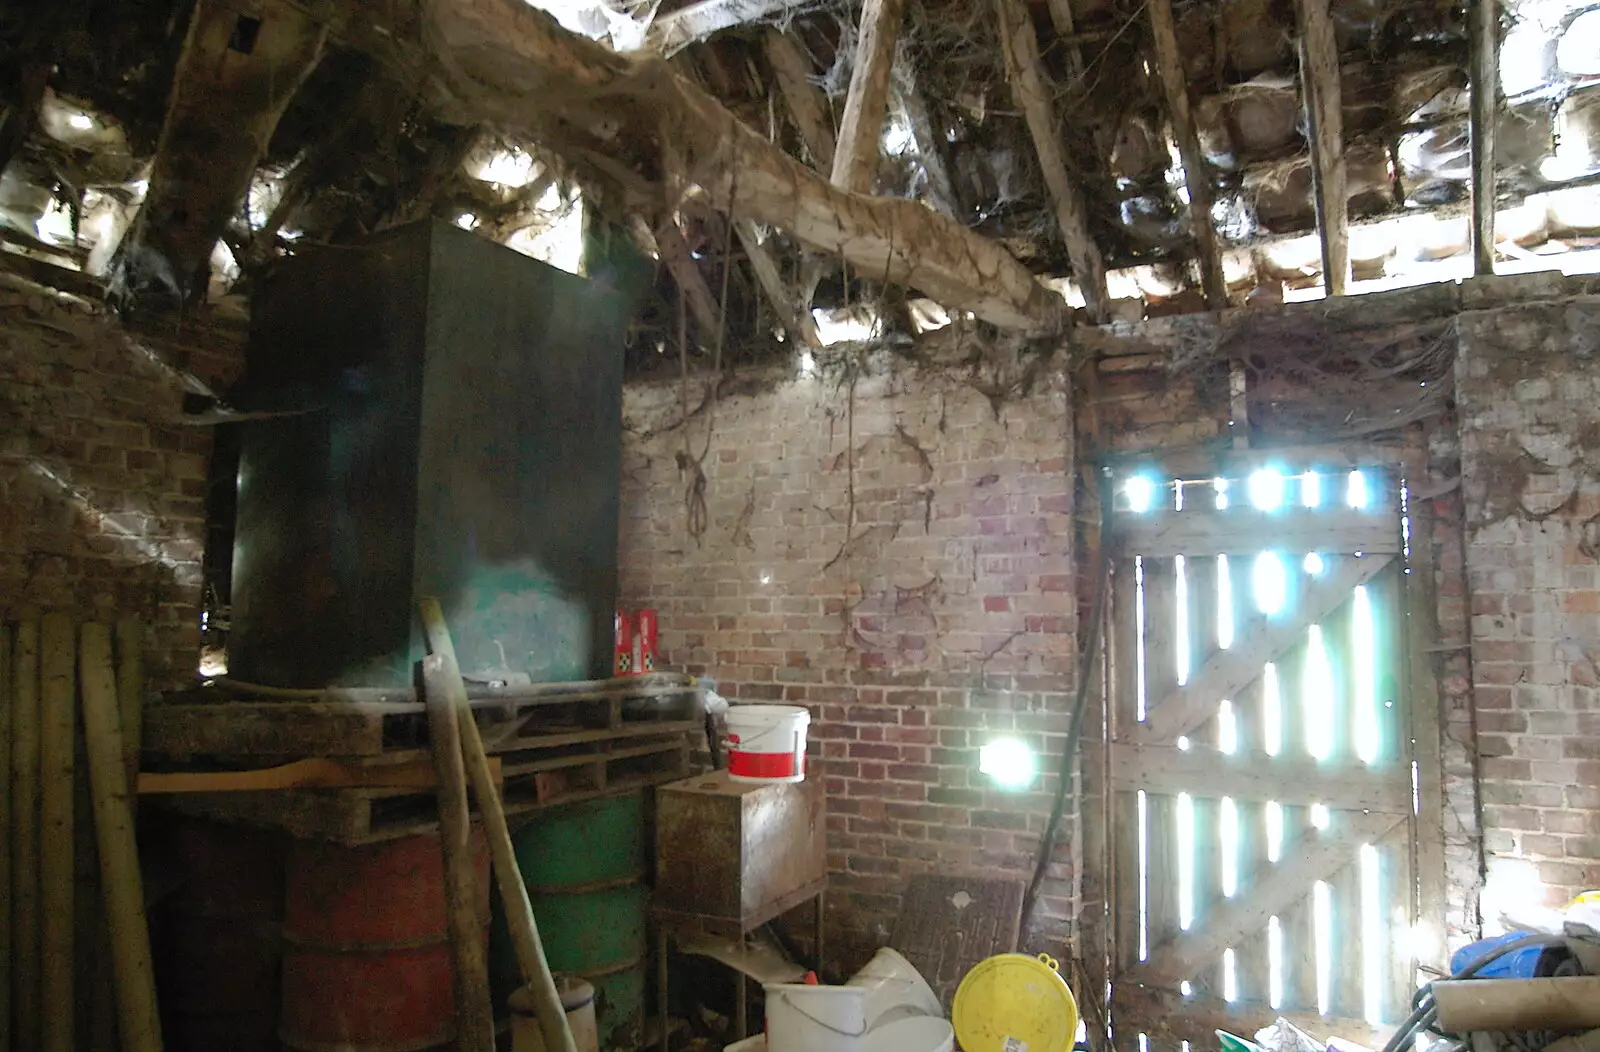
[652,771,827,1047]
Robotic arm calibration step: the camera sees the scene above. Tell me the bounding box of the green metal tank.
[490,792,648,1051]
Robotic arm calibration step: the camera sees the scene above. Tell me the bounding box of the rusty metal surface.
[889,875,1024,1010]
[655,771,825,927]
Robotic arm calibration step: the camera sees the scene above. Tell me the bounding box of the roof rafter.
[1295,0,1351,294]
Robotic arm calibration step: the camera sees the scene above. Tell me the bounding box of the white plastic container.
[846,947,942,1027]
[863,1016,954,1052]
[726,705,811,783]
[764,983,868,1052]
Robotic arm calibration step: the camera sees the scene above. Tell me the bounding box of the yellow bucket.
[952,953,1079,1052]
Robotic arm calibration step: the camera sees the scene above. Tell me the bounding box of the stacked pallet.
[140,673,704,843]
[3,615,160,1052]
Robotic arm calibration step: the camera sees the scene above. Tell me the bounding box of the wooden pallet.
[155,732,693,843]
[144,673,702,762]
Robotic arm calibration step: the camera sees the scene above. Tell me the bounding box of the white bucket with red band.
[725,704,810,783]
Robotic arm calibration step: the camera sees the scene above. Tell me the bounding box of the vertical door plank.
[10,621,40,1050]
[39,614,75,1052]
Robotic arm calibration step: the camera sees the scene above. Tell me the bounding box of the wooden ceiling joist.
[763,29,836,172]
[114,0,328,307]
[735,220,823,348]
[416,0,1067,332]
[644,0,808,56]
[1145,0,1228,309]
[631,215,724,340]
[1469,0,1499,276]
[830,0,907,194]
[892,50,961,218]
[991,0,1108,321]
[1295,0,1351,295]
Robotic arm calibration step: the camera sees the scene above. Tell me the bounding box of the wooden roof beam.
[763,29,835,172]
[645,0,808,56]
[992,0,1108,321]
[892,46,961,218]
[735,221,823,348]
[831,0,906,194]
[1469,0,1499,275]
[417,0,1066,332]
[113,0,328,309]
[1146,0,1228,308]
[1295,0,1351,294]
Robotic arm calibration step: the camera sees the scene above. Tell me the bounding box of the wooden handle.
[419,599,577,1052]
[424,655,496,1052]
[80,623,163,1052]
[39,614,75,1052]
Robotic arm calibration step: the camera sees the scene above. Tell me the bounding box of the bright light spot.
[798,350,816,377]
[1223,947,1238,1002]
[1175,555,1190,686]
[882,111,916,156]
[1125,476,1156,513]
[1218,699,1237,755]
[68,112,94,131]
[1314,880,1333,1015]
[811,307,879,346]
[1248,468,1285,510]
[1482,857,1549,935]
[1221,796,1239,896]
[1269,915,1284,1008]
[1347,470,1370,509]
[1217,555,1233,649]
[759,570,772,585]
[1175,481,1186,511]
[1304,552,1325,575]
[1263,663,1282,756]
[1177,735,1192,751]
[1178,794,1196,931]
[475,147,537,187]
[979,738,1037,790]
[1214,478,1230,510]
[1135,557,1147,722]
[35,198,76,245]
[1353,586,1380,765]
[1305,627,1334,760]
[1266,801,1283,862]
[1253,552,1288,615]
[1361,844,1383,1024]
[1138,790,1150,961]
[1302,472,1323,508]
[1180,980,1193,996]
[455,212,480,230]
[1311,803,1330,830]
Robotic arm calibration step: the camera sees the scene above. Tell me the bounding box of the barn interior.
[3,0,1600,1050]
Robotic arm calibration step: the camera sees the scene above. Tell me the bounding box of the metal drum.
[490,793,649,1050]
[148,815,285,1052]
[282,831,488,1052]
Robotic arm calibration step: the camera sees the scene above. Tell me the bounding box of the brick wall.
[618,353,1078,967]
[1458,292,1600,918]
[0,270,242,687]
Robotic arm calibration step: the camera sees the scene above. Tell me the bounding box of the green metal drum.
[490,793,649,1050]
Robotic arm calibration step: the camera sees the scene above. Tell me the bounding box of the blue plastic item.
[1450,933,1557,978]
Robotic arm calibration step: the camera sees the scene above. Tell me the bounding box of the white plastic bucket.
[846,947,942,1027]
[764,983,868,1052]
[727,705,811,783]
[862,1016,954,1052]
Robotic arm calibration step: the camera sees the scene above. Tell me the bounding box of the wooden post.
[418,599,576,1052]
[734,221,822,349]
[0,623,10,1052]
[991,0,1109,320]
[1295,0,1350,294]
[113,619,143,791]
[39,613,75,1052]
[422,654,496,1052]
[78,623,163,1052]
[1469,0,1499,275]
[10,620,40,1051]
[1146,0,1229,307]
[830,0,906,194]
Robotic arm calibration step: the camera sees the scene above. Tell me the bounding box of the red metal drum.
[281,831,489,1052]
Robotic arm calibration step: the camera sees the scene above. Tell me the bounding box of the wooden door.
[1104,461,1423,1050]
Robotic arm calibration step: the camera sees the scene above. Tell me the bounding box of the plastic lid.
[952,953,1079,1052]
